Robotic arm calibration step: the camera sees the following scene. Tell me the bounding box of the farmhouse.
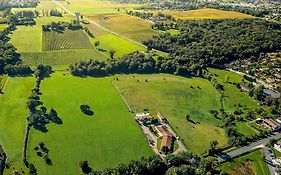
[156,125,174,150]
[263,118,281,131]
[274,140,281,153]
[135,113,152,122]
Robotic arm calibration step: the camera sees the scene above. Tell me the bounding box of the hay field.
[86,13,158,42]
[157,8,255,20]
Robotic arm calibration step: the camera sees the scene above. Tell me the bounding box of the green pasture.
[27,72,152,174]
[221,149,270,175]
[114,74,228,154]
[0,77,35,174]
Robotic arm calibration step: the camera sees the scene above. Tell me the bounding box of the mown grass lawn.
[27,72,152,174]
[0,77,34,173]
[114,74,228,154]
[236,122,257,138]
[221,149,270,175]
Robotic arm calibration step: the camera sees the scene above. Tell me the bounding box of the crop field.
[208,68,260,113]
[10,26,42,53]
[114,74,228,154]
[35,16,74,25]
[21,49,106,66]
[86,13,158,43]
[156,8,255,20]
[0,77,35,174]
[60,0,143,14]
[36,0,63,13]
[221,149,270,175]
[43,30,93,51]
[27,72,153,174]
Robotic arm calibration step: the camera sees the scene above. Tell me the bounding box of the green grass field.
[0,24,7,31]
[10,26,42,53]
[0,77,35,174]
[208,68,260,113]
[114,74,228,154]
[86,13,158,43]
[43,30,93,51]
[155,8,255,20]
[236,122,257,138]
[221,149,270,175]
[27,72,152,174]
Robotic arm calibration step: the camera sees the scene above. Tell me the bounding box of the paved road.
[53,0,148,48]
[263,147,276,175]
[217,133,281,161]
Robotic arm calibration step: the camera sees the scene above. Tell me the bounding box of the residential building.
[263,118,281,131]
[274,140,281,153]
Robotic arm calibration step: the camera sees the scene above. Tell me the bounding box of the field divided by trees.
[42,30,93,51]
[27,72,153,174]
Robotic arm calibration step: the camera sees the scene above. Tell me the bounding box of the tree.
[109,49,116,59]
[79,161,92,174]
[185,114,190,121]
[209,140,218,155]
[94,41,100,47]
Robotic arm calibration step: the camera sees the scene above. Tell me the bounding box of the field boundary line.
[112,81,132,111]
[53,0,148,48]
[0,76,9,97]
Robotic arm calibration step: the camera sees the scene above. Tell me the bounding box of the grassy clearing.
[86,13,158,43]
[61,0,143,14]
[114,74,228,154]
[21,49,107,66]
[221,149,270,175]
[156,8,255,20]
[0,77,34,174]
[43,30,93,51]
[208,68,259,113]
[236,122,257,138]
[10,26,42,53]
[27,72,152,174]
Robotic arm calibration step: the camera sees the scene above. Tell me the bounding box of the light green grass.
[236,122,257,138]
[10,26,42,53]
[27,72,152,174]
[92,33,146,58]
[21,49,107,66]
[35,16,74,25]
[114,74,228,154]
[0,77,35,174]
[0,24,7,31]
[273,148,281,157]
[221,149,270,175]
[43,30,93,51]
[208,68,259,113]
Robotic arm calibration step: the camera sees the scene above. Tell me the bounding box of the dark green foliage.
[49,9,62,17]
[80,105,94,116]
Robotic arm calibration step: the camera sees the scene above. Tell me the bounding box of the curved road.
[53,0,148,48]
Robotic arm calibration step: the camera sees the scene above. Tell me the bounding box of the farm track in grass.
[42,30,93,51]
[114,74,228,154]
[27,72,153,174]
[153,8,255,20]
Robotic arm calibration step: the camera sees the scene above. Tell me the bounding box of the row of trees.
[79,152,221,175]
[42,21,82,32]
[69,51,204,77]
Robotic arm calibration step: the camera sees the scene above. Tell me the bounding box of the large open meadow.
[155,8,255,20]
[0,77,35,174]
[114,74,228,154]
[27,72,153,174]
[86,13,158,43]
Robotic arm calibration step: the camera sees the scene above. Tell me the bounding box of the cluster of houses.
[262,118,281,131]
[135,112,176,154]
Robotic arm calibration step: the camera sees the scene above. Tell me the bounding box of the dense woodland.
[144,19,281,67]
